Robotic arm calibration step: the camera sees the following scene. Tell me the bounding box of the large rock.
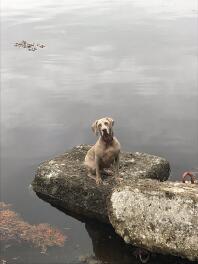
[32,145,170,223]
[32,145,198,261]
[108,180,198,261]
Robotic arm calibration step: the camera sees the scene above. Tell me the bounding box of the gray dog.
[84,117,121,185]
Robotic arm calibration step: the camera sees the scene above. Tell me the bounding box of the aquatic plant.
[0,202,66,253]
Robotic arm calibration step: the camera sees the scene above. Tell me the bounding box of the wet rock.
[32,145,170,223]
[108,179,198,261]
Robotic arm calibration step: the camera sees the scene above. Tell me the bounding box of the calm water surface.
[1,0,198,263]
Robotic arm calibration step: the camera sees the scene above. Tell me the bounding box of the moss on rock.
[32,145,170,223]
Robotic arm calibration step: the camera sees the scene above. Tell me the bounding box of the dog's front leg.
[115,154,119,177]
[115,153,122,182]
[95,156,102,185]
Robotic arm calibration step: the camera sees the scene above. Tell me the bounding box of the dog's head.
[91,117,114,137]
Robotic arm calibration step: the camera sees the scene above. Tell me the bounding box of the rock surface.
[32,145,170,223]
[108,180,198,261]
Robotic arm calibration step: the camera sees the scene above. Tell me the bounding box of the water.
[1,0,198,263]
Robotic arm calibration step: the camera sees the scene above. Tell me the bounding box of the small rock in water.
[14,40,45,51]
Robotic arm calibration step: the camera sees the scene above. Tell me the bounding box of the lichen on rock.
[108,180,198,261]
[32,145,170,223]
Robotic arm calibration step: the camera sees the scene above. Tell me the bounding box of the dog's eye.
[104,122,108,125]
[98,123,102,127]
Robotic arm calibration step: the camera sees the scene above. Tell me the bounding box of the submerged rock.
[32,145,170,223]
[108,180,198,261]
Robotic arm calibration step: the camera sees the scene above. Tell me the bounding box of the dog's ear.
[91,120,99,136]
[106,117,114,127]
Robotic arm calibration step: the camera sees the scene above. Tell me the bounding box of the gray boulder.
[108,179,198,261]
[32,145,170,223]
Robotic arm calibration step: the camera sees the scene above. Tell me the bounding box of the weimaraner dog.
[84,117,121,185]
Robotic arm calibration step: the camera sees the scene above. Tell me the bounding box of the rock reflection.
[83,220,192,264]
[84,220,138,264]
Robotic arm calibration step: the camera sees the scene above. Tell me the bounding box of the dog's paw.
[115,177,123,183]
[87,174,96,180]
[96,177,103,185]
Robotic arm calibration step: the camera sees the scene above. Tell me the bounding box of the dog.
[84,117,121,185]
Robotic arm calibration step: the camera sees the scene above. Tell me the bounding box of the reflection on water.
[1,0,198,263]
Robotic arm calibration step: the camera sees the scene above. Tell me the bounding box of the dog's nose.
[102,128,107,132]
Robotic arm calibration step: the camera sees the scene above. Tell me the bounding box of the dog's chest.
[101,146,118,164]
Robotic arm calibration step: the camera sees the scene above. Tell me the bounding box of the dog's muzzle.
[101,128,109,136]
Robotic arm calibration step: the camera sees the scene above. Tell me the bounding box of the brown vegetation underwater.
[0,202,66,253]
